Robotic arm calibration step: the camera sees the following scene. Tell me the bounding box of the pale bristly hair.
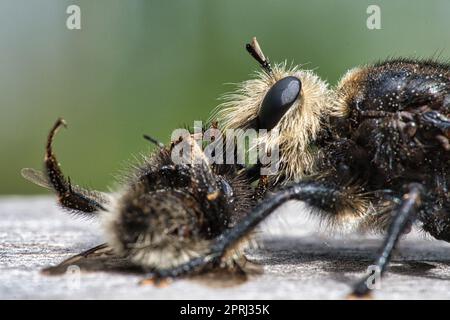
[212,62,334,183]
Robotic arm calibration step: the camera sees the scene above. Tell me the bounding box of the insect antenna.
[245,37,273,76]
[143,134,165,148]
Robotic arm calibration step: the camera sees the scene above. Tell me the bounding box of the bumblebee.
[22,118,256,282]
[152,38,450,297]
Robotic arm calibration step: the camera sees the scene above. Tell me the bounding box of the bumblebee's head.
[214,38,334,181]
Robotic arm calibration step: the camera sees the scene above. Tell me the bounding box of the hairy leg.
[45,118,108,214]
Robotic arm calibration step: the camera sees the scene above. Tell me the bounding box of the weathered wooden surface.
[1,196,450,299]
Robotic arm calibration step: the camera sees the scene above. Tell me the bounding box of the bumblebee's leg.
[145,181,345,279]
[350,183,423,298]
[45,118,107,214]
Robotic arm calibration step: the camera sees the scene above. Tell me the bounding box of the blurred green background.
[1,0,449,194]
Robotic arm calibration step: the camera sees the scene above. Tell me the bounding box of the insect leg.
[350,183,423,298]
[420,111,450,131]
[145,181,344,279]
[45,118,108,214]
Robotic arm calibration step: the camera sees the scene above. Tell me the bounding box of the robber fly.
[149,37,450,298]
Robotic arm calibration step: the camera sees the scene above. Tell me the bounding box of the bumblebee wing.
[21,168,52,189]
[42,243,143,275]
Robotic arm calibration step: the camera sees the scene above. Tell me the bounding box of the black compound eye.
[258,76,302,130]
